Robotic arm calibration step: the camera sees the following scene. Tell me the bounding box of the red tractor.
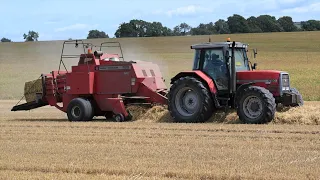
[167,39,303,124]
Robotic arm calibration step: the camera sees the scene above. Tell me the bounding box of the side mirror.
[253,49,258,58]
[252,63,258,70]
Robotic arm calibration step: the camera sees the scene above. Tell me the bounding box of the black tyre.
[168,76,214,123]
[86,100,95,121]
[291,88,304,106]
[67,98,93,121]
[237,86,276,124]
[85,100,94,120]
[113,114,125,122]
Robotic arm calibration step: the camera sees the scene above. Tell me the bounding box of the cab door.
[200,48,229,91]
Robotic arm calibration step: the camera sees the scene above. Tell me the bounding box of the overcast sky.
[1,0,319,41]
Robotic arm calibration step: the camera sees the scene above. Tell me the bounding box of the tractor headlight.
[282,87,290,91]
[280,73,290,93]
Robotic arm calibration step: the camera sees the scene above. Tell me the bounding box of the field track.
[1,100,319,179]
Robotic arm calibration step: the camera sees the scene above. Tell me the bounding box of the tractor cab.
[191,39,254,92]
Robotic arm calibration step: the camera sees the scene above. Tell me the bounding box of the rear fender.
[170,71,219,107]
[171,71,217,94]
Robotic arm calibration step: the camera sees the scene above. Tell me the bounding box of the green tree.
[247,16,262,33]
[173,23,192,36]
[277,16,297,32]
[87,30,109,39]
[301,20,320,31]
[115,19,172,37]
[115,19,149,37]
[214,19,230,34]
[23,31,39,41]
[256,15,283,32]
[145,22,173,37]
[191,22,216,35]
[227,14,250,33]
[1,37,11,42]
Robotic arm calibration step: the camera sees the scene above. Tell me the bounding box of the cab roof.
[191,41,248,49]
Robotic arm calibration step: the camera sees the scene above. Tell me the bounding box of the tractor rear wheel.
[168,76,214,123]
[67,98,93,121]
[237,86,276,124]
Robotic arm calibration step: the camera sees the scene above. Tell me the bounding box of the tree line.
[114,15,320,37]
[1,14,320,42]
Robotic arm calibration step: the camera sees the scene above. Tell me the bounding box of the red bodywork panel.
[237,70,282,96]
[66,72,94,94]
[41,53,168,117]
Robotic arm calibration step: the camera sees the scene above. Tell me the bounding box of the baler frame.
[58,40,125,74]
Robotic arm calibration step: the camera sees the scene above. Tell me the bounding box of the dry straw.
[24,79,43,102]
[127,103,319,125]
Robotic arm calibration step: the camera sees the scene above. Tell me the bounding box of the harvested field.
[1,31,320,179]
[1,100,320,179]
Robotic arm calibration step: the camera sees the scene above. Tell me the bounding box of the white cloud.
[154,5,214,17]
[54,23,97,32]
[282,2,320,13]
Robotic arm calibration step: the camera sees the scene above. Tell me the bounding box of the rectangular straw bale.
[24,79,43,102]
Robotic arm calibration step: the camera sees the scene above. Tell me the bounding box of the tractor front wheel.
[291,88,304,106]
[237,86,276,124]
[168,76,214,123]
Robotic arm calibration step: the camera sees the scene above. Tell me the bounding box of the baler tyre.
[67,98,92,121]
[168,76,214,123]
[237,86,276,124]
[85,100,94,121]
[291,88,304,106]
[113,114,125,122]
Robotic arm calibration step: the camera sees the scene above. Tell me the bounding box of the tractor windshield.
[232,48,250,71]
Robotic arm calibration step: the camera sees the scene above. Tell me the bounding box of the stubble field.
[0,31,320,179]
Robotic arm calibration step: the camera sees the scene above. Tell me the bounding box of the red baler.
[11,40,168,122]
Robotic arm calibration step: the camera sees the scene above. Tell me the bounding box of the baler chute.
[11,40,168,122]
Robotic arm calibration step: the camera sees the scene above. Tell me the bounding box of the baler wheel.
[113,114,125,122]
[67,98,93,121]
[85,100,94,120]
[237,86,276,124]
